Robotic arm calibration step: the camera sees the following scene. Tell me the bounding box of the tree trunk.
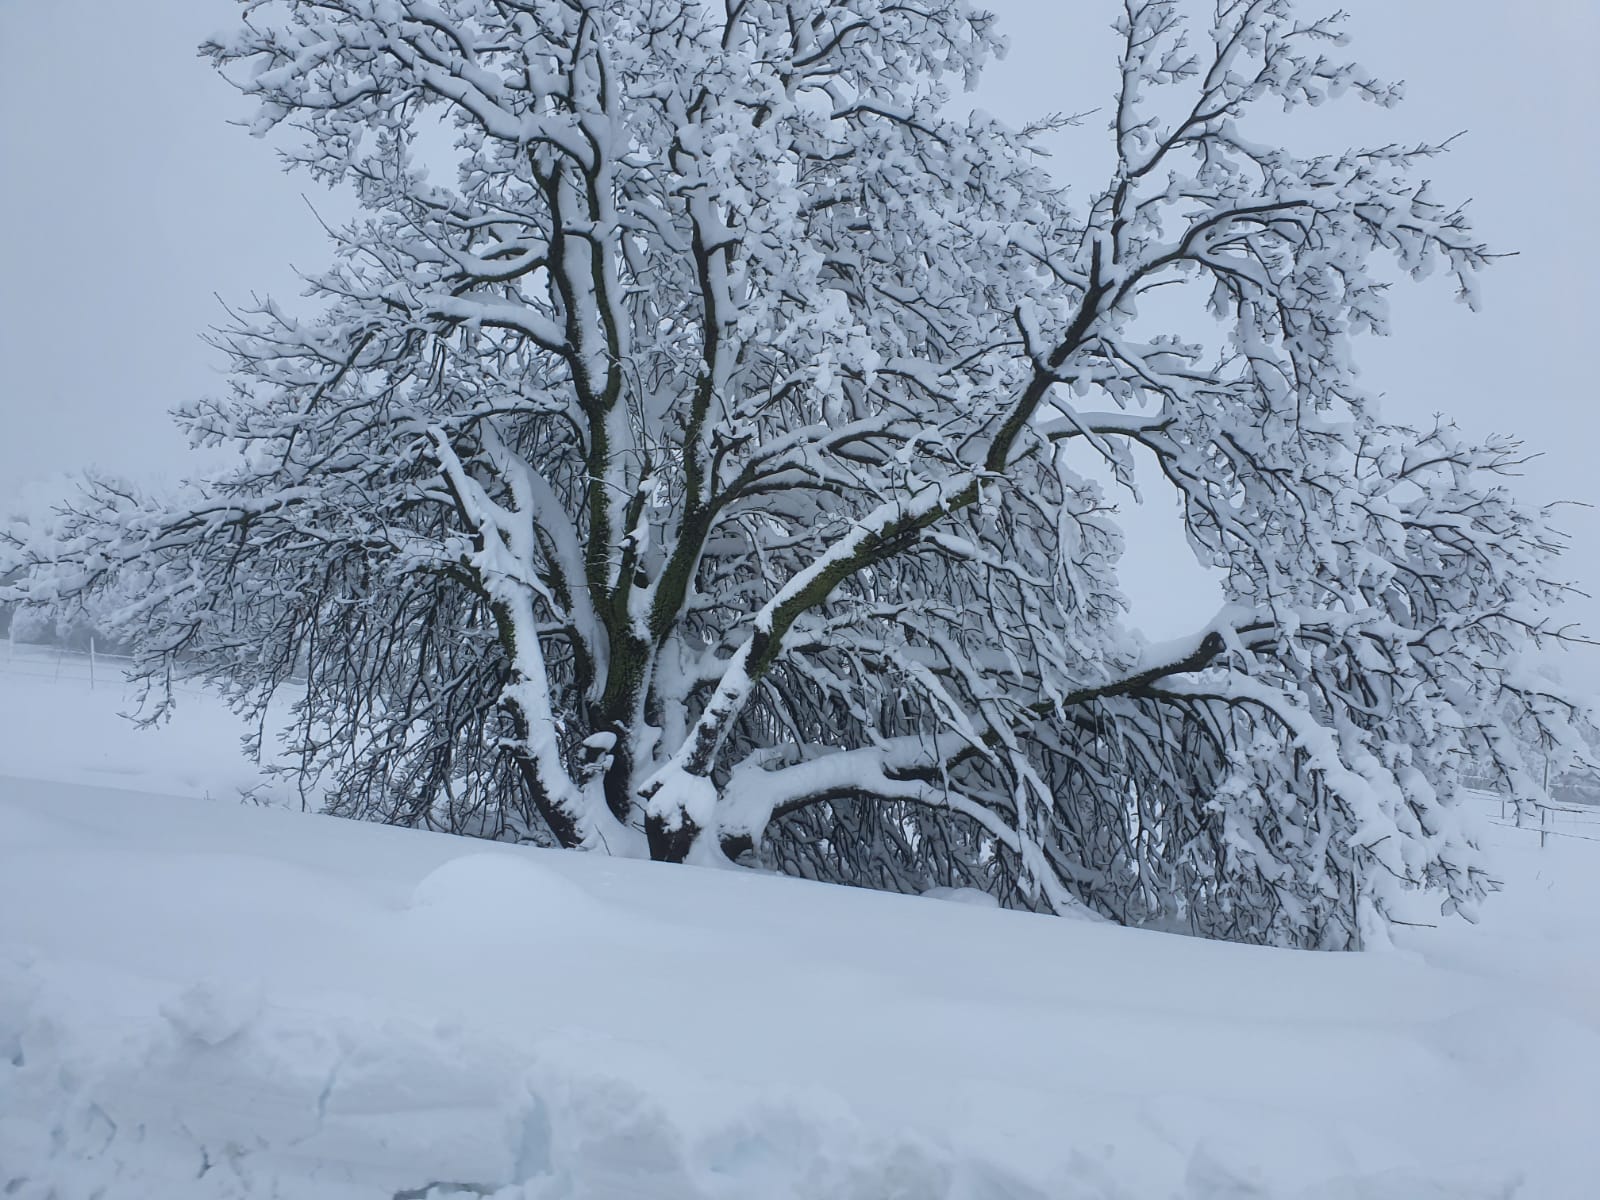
[645,812,699,863]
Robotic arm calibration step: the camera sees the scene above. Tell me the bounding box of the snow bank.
[2,664,1599,1197]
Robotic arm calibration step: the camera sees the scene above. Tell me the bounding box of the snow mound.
[409,853,604,928]
[920,886,1002,909]
[159,979,266,1048]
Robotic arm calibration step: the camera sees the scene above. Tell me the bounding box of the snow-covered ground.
[0,642,314,809]
[2,652,1598,1198]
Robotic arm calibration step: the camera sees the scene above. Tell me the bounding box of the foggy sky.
[2,0,1596,657]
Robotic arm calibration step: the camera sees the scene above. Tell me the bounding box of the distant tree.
[8,0,1592,946]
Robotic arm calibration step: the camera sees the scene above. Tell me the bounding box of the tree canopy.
[9,0,1592,948]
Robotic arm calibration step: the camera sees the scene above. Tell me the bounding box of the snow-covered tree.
[9,0,1591,946]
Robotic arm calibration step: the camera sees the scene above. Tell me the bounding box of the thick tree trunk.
[645,812,699,863]
[507,742,583,850]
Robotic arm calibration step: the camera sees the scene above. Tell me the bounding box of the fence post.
[1540,806,1549,850]
[89,636,96,692]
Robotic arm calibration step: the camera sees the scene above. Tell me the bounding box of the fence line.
[0,640,214,697]
[1479,789,1600,848]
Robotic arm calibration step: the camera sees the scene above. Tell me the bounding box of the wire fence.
[1464,760,1600,813]
[1479,790,1600,848]
[0,638,215,697]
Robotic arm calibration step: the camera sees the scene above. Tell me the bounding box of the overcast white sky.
[2,0,1596,657]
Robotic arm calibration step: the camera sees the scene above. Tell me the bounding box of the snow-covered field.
[2,652,1598,1198]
